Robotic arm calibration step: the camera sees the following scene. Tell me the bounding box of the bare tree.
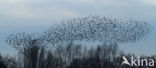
[0,54,7,68]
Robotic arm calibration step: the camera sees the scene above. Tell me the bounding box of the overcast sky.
[0,0,156,56]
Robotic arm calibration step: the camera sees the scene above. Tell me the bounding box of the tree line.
[1,42,156,68]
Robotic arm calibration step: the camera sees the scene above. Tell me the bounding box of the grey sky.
[0,0,156,56]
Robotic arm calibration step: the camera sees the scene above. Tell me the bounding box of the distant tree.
[38,47,46,68]
[0,54,7,68]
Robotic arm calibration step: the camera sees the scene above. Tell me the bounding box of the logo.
[122,56,155,67]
